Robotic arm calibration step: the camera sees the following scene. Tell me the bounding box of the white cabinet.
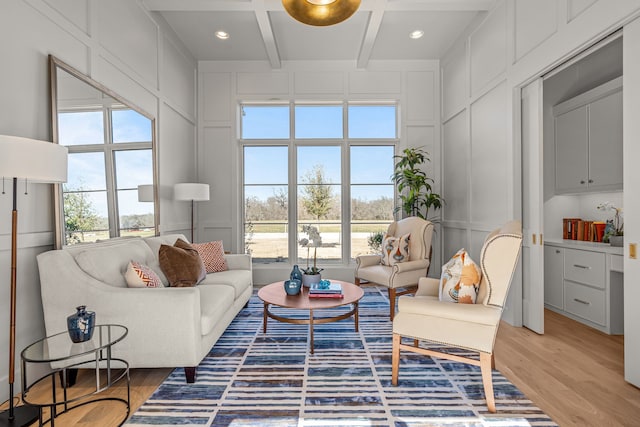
[544,245,563,310]
[544,241,624,334]
[553,77,622,194]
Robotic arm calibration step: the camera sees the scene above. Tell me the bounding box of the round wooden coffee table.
[257,280,364,354]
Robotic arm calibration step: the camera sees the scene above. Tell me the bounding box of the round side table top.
[258,280,363,309]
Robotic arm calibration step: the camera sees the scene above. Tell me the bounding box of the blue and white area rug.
[125,287,557,426]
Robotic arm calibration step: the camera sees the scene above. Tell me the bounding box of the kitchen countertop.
[545,238,624,255]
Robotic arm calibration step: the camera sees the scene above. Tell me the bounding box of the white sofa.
[36,234,253,382]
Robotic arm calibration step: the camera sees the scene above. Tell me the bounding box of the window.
[58,107,154,244]
[242,103,396,264]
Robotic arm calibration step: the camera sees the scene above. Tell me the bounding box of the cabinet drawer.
[564,280,606,326]
[564,248,605,289]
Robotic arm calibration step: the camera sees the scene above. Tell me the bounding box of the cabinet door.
[588,90,623,191]
[555,105,588,193]
[544,245,564,309]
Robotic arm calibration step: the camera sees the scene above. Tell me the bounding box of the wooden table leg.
[263,302,268,333]
[354,302,359,332]
[309,308,314,354]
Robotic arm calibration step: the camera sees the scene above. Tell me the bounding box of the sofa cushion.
[124,261,163,288]
[75,240,156,288]
[159,239,206,287]
[192,241,228,273]
[199,269,253,299]
[198,284,235,336]
[439,248,482,304]
[381,233,410,266]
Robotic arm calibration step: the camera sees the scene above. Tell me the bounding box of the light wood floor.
[3,309,639,426]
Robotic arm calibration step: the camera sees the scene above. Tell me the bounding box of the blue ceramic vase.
[284,279,302,295]
[67,305,96,343]
[290,265,303,282]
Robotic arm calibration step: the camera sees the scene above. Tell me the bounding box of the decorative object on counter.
[298,225,323,286]
[283,279,302,296]
[67,305,96,343]
[597,201,623,245]
[593,222,606,242]
[290,264,303,282]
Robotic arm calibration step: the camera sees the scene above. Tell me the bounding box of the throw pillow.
[381,233,411,266]
[158,238,206,287]
[124,261,163,288]
[439,248,482,304]
[192,241,228,273]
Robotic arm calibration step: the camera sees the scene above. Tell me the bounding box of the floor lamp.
[174,183,209,242]
[0,135,67,427]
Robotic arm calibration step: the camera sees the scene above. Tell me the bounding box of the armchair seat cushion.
[395,296,502,353]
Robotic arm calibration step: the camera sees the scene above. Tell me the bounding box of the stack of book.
[308,281,343,299]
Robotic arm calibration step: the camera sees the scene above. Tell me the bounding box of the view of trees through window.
[58,107,154,244]
[242,103,396,264]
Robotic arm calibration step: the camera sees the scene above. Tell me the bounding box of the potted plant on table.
[299,225,323,287]
[597,201,623,246]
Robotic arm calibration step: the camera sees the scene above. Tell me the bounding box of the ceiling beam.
[357,0,386,69]
[253,0,281,69]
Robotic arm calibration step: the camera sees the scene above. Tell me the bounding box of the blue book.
[309,282,342,294]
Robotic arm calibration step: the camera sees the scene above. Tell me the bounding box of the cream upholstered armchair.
[391,220,522,413]
[355,217,434,320]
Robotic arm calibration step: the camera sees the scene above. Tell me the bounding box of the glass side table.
[21,324,130,426]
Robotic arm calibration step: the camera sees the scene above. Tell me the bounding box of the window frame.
[240,101,399,266]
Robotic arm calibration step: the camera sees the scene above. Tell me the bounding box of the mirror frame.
[49,55,159,248]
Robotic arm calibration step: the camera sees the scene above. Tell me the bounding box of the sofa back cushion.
[74,240,156,288]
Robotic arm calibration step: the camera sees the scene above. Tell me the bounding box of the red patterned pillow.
[192,241,228,273]
[124,261,163,288]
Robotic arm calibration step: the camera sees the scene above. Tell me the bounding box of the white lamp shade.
[174,183,210,201]
[0,135,68,182]
[138,184,154,202]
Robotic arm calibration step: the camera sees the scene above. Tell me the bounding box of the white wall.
[440,0,640,326]
[0,0,196,401]
[197,60,442,285]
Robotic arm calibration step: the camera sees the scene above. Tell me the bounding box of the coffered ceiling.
[142,0,496,68]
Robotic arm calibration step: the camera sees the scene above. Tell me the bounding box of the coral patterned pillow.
[124,261,163,288]
[381,233,411,266]
[439,248,482,304]
[192,241,228,273]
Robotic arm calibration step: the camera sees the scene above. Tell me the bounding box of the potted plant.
[597,201,623,246]
[391,147,444,220]
[367,231,385,254]
[298,225,323,286]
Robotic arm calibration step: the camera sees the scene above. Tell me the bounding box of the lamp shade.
[0,135,68,182]
[174,183,210,201]
[138,184,154,202]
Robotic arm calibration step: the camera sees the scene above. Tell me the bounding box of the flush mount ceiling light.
[215,30,229,40]
[409,30,424,39]
[282,0,361,26]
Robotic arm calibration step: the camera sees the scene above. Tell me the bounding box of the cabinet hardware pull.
[556,250,561,254]
[574,298,590,305]
[580,180,586,184]
[588,179,593,183]
[532,234,536,245]
[573,264,590,269]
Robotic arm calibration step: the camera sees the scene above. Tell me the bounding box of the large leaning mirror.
[49,55,159,248]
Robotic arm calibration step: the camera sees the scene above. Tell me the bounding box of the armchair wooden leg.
[491,353,495,370]
[391,333,401,386]
[355,277,361,286]
[388,288,396,320]
[413,339,419,347]
[480,352,496,413]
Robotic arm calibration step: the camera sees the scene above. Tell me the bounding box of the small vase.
[284,279,302,295]
[67,305,96,343]
[302,273,321,288]
[609,235,624,247]
[290,265,303,282]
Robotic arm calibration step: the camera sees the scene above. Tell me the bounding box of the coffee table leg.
[263,302,268,333]
[309,308,314,354]
[354,302,359,332]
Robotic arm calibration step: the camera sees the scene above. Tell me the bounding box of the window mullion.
[104,108,119,238]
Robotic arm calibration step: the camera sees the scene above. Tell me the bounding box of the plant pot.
[609,235,623,247]
[302,273,321,288]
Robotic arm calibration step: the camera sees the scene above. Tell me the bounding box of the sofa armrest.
[392,259,429,273]
[416,277,440,297]
[356,254,382,268]
[224,253,252,271]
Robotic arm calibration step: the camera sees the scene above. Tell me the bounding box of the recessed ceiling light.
[215,31,229,40]
[409,30,424,40]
